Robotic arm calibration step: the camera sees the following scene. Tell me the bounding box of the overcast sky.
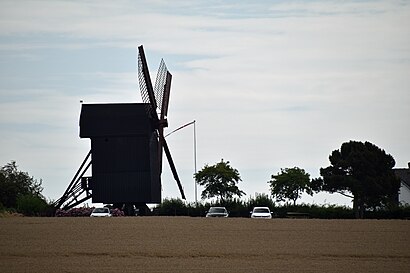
[1,0,409,206]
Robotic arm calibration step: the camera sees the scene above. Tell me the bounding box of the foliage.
[110,208,125,217]
[55,207,124,217]
[268,167,312,205]
[221,198,248,217]
[247,193,275,209]
[194,159,245,201]
[154,196,410,219]
[313,141,401,218]
[203,198,248,217]
[17,194,49,216]
[156,198,249,217]
[273,204,354,219]
[55,207,93,217]
[156,198,188,216]
[0,161,49,216]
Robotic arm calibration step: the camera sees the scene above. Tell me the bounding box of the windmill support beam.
[54,151,92,210]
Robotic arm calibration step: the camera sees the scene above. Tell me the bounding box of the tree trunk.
[353,197,359,219]
[353,195,365,219]
[359,199,365,219]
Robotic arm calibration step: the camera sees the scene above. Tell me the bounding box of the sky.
[0,0,409,207]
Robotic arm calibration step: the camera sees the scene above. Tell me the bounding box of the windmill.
[54,45,185,215]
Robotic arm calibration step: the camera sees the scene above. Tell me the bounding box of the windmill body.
[79,103,161,204]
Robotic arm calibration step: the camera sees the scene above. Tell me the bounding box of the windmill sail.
[137,45,186,200]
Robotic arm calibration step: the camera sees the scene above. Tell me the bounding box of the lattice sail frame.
[138,53,155,119]
[138,54,169,119]
[154,59,168,117]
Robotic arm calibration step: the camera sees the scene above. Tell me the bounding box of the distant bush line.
[153,196,410,219]
[2,194,410,219]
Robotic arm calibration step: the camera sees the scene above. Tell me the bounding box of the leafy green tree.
[312,141,400,218]
[194,159,245,202]
[268,167,312,205]
[0,161,44,210]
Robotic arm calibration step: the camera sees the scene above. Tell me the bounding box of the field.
[1,217,409,273]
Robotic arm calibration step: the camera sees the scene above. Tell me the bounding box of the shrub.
[16,194,49,216]
[157,198,187,216]
[151,196,410,219]
[111,208,125,217]
[55,207,125,217]
[55,207,93,217]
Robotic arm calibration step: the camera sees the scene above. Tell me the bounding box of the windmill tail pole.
[165,120,196,138]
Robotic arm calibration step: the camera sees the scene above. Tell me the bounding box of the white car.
[90,207,112,217]
[250,207,273,219]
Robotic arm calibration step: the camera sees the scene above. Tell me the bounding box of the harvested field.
[1,217,409,273]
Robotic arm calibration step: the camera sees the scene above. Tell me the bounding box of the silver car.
[206,207,229,217]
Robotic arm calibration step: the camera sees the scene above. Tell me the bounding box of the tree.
[312,141,400,218]
[268,167,312,206]
[194,159,245,202]
[0,161,44,209]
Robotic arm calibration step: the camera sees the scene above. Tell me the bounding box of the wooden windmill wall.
[79,103,161,204]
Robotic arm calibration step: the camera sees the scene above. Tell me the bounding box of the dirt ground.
[0,217,409,273]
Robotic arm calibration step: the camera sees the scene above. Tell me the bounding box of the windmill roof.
[79,103,152,137]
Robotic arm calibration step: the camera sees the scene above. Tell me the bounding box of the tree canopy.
[312,141,400,218]
[268,167,312,205]
[194,159,245,201]
[0,161,46,214]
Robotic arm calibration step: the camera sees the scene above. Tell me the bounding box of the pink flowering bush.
[110,208,125,217]
[55,207,124,217]
[55,207,92,217]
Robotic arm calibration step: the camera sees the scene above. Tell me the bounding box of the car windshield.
[254,208,269,213]
[93,208,109,213]
[209,207,226,213]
